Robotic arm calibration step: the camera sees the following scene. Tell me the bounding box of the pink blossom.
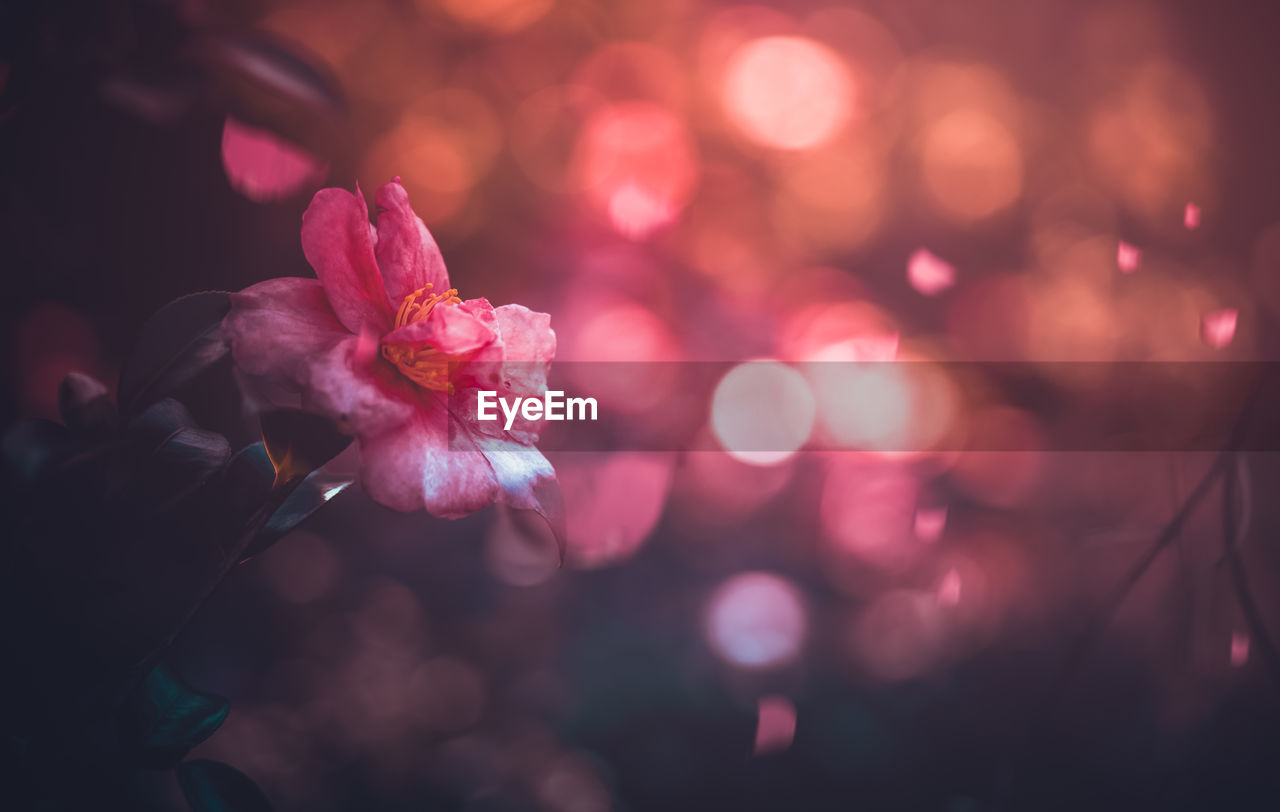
[223,180,556,517]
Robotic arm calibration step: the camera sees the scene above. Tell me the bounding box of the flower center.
[381,284,463,392]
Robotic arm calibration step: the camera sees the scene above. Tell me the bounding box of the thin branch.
[1221,454,1280,682]
[1052,379,1267,687]
[1169,455,1196,663]
[1055,450,1230,683]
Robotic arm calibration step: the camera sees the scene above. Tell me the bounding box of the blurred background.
[4,0,1280,809]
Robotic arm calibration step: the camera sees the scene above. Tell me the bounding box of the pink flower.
[223,179,556,517]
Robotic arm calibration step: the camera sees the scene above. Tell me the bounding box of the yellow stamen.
[392,283,461,329]
[382,285,464,392]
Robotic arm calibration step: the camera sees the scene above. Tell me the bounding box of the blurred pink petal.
[907,249,956,296]
[1117,241,1141,274]
[1184,202,1201,230]
[221,116,328,203]
[753,695,797,755]
[914,507,947,543]
[937,568,962,607]
[1231,632,1250,667]
[1200,308,1238,349]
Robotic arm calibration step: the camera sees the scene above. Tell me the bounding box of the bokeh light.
[821,459,925,573]
[429,0,554,34]
[704,572,808,670]
[920,109,1023,222]
[557,452,675,569]
[711,361,816,465]
[576,101,698,238]
[722,36,854,151]
[850,589,946,682]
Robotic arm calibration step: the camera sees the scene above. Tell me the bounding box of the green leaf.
[119,664,229,769]
[177,760,274,812]
[118,292,232,416]
[259,409,351,487]
[241,469,352,561]
[135,427,232,510]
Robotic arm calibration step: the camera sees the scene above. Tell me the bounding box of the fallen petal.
[753,695,797,755]
[1200,308,1238,349]
[1117,241,1141,274]
[1184,202,1201,230]
[908,249,956,296]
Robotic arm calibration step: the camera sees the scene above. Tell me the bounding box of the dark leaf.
[139,427,232,507]
[259,409,351,487]
[118,292,232,416]
[177,760,274,812]
[100,72,196,124]
[242,469,353,561]
[219,443,277,529]
[126,398,198,451]
[119,663,229,769]
[199,31,343,118]
[58,371,117,437]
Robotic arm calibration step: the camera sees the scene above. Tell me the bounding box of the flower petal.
[358,404,498,516]
[306,337,416,440]
[301,186,393,334]
[471,433,557,512]
[381,303,497,357]
[494,304,556,396]
[223,277,350,387]
[495,304,556,362]
[374,180,450,303]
